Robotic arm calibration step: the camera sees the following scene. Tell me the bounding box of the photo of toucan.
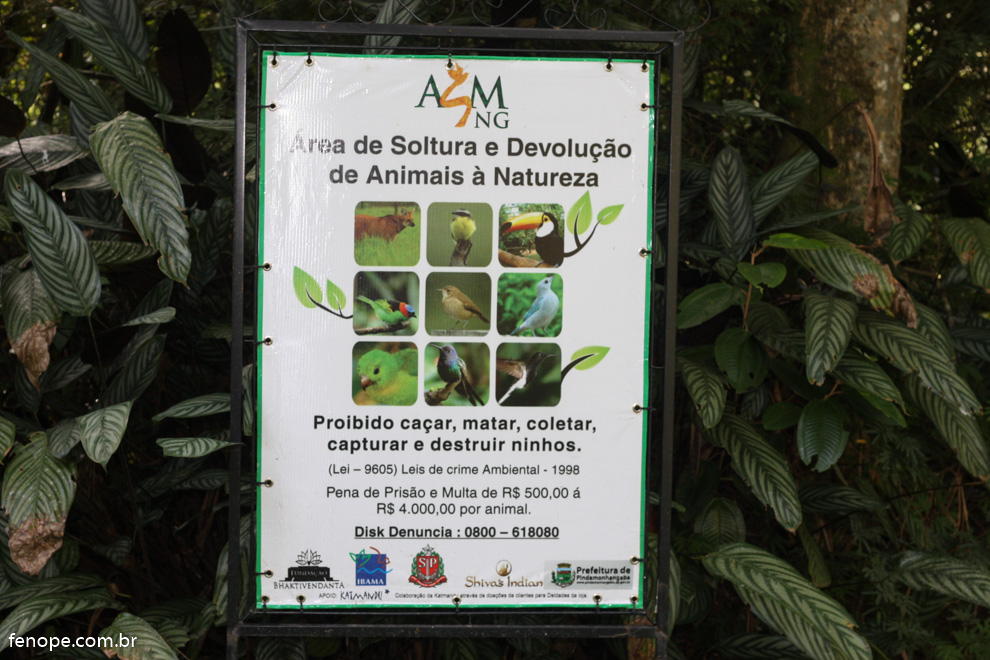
[500,211,565,266]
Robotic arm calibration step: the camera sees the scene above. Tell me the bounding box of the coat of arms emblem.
[551,562,573,588]
[409,545,447,587]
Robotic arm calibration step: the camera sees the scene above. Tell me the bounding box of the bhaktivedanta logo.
[285,549,332,582]
[350,547,391,586]
[415,62,509,129]
[409,545,447,587]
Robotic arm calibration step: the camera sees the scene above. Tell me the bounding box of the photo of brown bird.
[439,285,490,329]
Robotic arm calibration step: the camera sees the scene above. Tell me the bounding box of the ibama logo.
[416,62,509,129]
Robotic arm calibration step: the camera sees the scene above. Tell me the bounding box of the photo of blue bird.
[498,274,561,337]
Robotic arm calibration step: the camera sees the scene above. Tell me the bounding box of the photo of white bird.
[498,274,562,337]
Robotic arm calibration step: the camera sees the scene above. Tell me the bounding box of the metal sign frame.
[228,13,684,660]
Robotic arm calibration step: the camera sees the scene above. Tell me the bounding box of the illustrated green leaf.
[1,433,77,575]
[0,573,105,610]
[715,634,806,659]
[77,0,149,58]
[677,283,745,329]
[54,7,171,113]
[763,233,827,250]
[0,589,121,651]
[123,306,176,326]
[90,112,190,283]
[896,553,990,609]
[0,134,89,173]
[798,484,886,515]
[707,415,802,532]
[103,334,166,406]
[853,312,980,415]
[796,399,848,472]
[703,543,870,660]
[762,402,801,431]
[715,328,768,393]
[904,373,990,480]
[76,401,133,468]
[710,146,755,259]
[569,345,610,371]
[942,217,990,290]
[293,266,321,308]
[804,292,857,386]
[889,197,931,263]
[6,170,101,316]
[157,436,236,458]
[6,32,117,126]
[326,279,346,311]
[153,393,230,423]
[565,190,592,235]
[100,612,179,659]
[694,497,745,547]
[597,203,623,226]
[751,150,819,226]
[950,325,990,362]
[679,358,726,429]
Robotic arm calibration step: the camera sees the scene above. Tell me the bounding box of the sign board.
[257,53,655,609]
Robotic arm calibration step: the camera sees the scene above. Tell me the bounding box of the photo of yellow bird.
[439,285,490,329]
[450,209,476,242]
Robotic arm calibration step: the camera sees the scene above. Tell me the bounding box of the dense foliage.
[0,0,986,658]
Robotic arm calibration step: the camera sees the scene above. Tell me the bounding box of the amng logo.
[416,62,509,129]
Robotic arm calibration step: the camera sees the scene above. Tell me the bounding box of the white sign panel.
[257,53,655,609]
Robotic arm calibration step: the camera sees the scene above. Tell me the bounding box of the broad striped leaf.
[93,537,131,566]
[0,261,60,346]
[694,497,745,547]
[679,358,726,429]
[175,469,228,491]
[103,334,165,406]
[0,416,13,459]
[789,227,916,325]
[5,169,100,315]
[153,393,230,423]
[714,328,768,393]
[242,364,256,437]
[853,312,980,415]
[764,233,828,250]
[40,356,91,392]
[667,545,680,631]
[54,8,171,113]
[214,514,252,623]
[832,350,904,407]
[77,0,148,58]
[950,325,990,362]
[47,419,82,458]
[676,563,714,625]
[706,415,802,531]
[804,292,857,385]
[896,552,990,608]
[1,433,76,575]
[155,114,234,132]
[0,573,104,610]
[942,217,990,291]
[889,197,931,263]
[76,401,133,468]
[716,633,805,659]
[52,172,111,191]
[0,205,14,232]
[91,113,189,282]
[157,436,236,458]
[746,302,790,337]
[123,307,175,326]
[904,373,990,479]
[710,146,755,259]
[796,399,848,472]
[90,240,159,266]
[914,303,954,362]
[761,206,860,234]
[256,637,307,660]
[676,283,745,329]
[751,150,819,226]
[100,612,178,659]
[799,483,886,515]
[0,135,89,173]
[6,33,116,126]
[704,543,869,660]
[0,590,120,651]
[797,524,831,587]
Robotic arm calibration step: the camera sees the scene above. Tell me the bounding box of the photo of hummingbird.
[439,285,490,330]
[354,346,418,406]
[357,295,416,327]
[496,351,554,404]
[510,274,560,336]
[450,209,476,242]
[428,343,485,406]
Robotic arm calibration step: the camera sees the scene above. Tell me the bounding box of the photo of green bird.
[353,271,419,336]
[352,344,418,406]
[425,343,489,406]
[357,296,416,327]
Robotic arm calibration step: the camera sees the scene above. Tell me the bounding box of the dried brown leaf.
[8,515,66,575]
[9,321,57,391]
[860,107,901,237]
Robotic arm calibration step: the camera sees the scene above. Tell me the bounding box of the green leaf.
[747,302,790,337]
[565,190,592,235]
[751,150,819,226]
[678,358,726,429]
[889,197,931,263]
[47,419,82,458]
[738,262,786,289]
[714,328,768,393]
[797,524,831,587]
[94,537,132,566]
[568,345,610,371]
[904,373,990,480]
[131,278,174,322]
[950,325,990,362]
[703,543,870,660]
[100,612,179,659]
[707,415,802,532]
[242,364,256,437]
[832,350,905,408]
[89,240,159,266]
[597,203,623,226]
[914,303,955,362]
[715,634,806,659]
[76,401,133,468]
[326,279,346,311]
[763,233,827,250]
[214,514,252,623]
[54,8,171,113]
[857,391,907,427]
[0,590,121,651]
[796,399,848,472]
[853,312,980,415]
[153,393,230,423]
[90,112,190,283]
[761,207,860,235]
[2,433,76,575]
[77,0,149,58]
[0,134,89,173]
[798,484,886,515]
[762,402,801,431]
[676,283,745,329]
[896,553,990,609]
[942,217,990,290]
[694,497,745,547]
[803,292,857,386]
[53,172,111,191]
[5,169,101,315]
[6,32,116,126]
[710,146,755,259]
[157,436,236,458]
[175,469,228,491]
[0,416,15,460]
[0,573,105,610]
[123,306,176,326]
[293,266,321,308]
[257,637,308,660]
[103,334,165,406]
